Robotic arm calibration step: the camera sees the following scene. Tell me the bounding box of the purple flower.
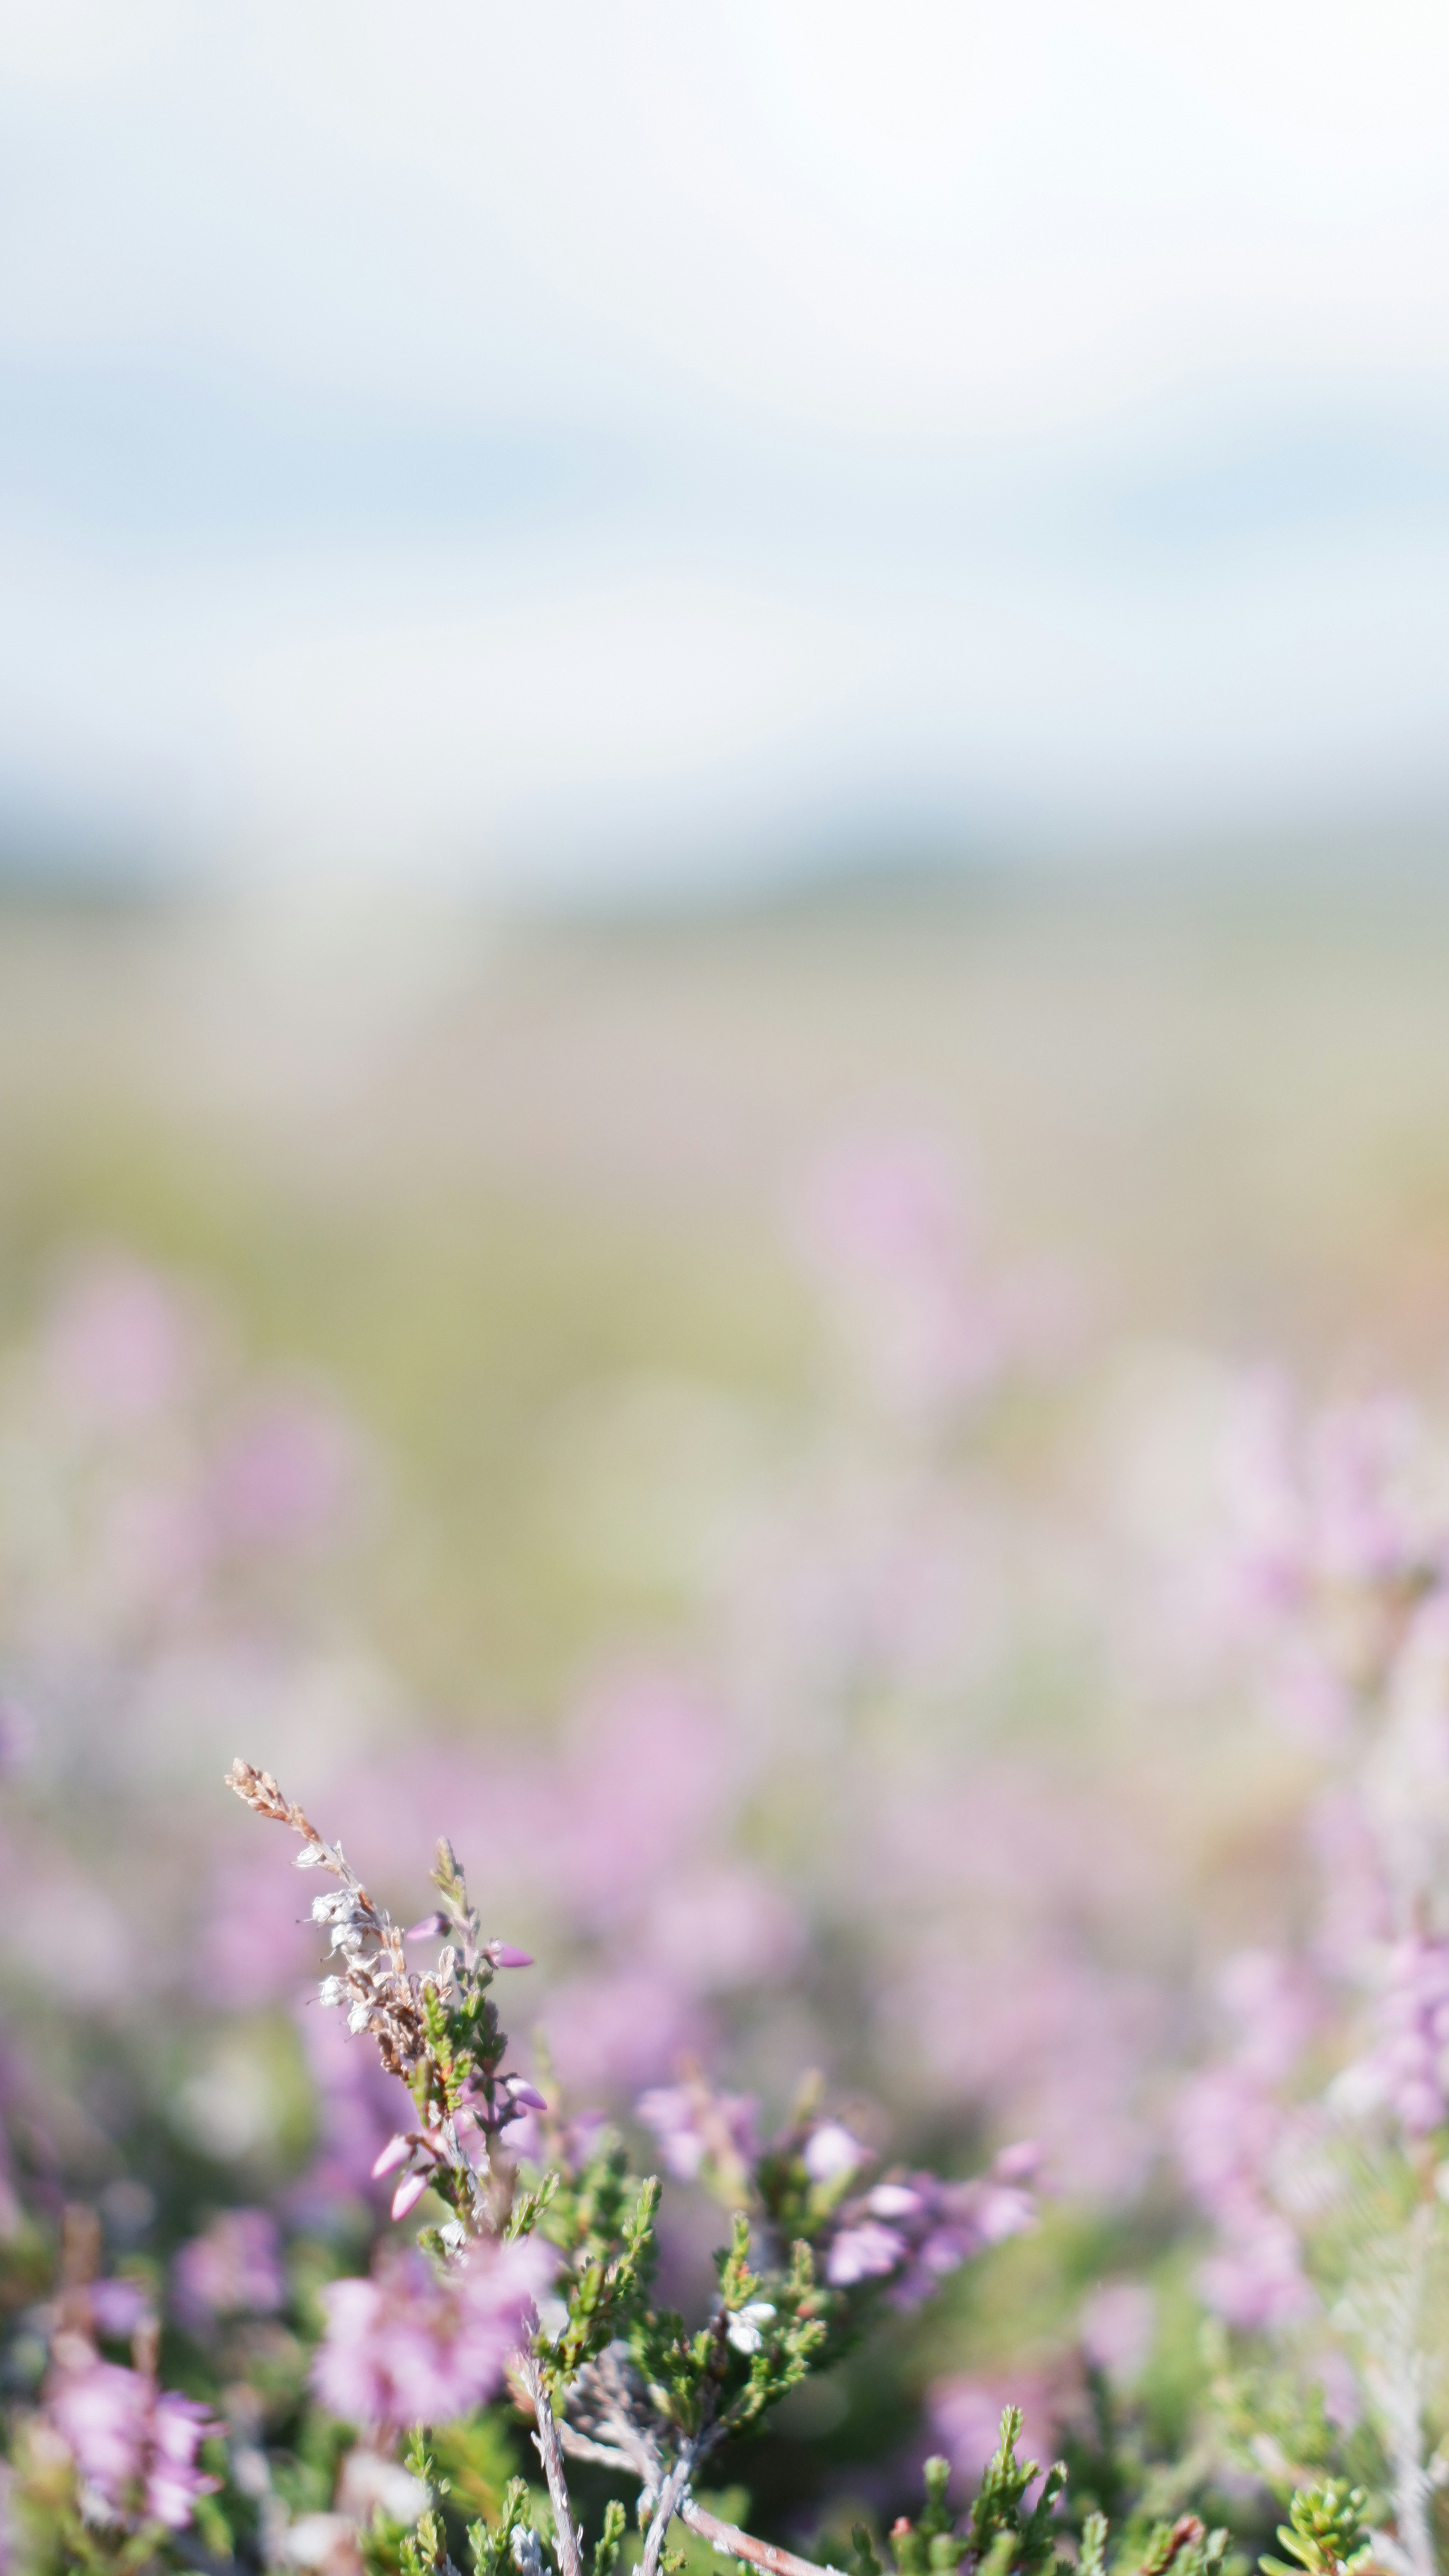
[173,2208,285,2334]
[819,2147,1037,2308]
[0,1698,35,1776]
[207,1396,355,1552]
[48,2360,220,2531]
[637,2081,759,2185]
[802,2120,867,2185]
[1079,2281,1155,2381]
[929,2367,1063,2489]
[825,2220,904,2285]
[311,2231,558,2431]
[43,1259,193,1425]
[1335,1935,1449,2138]
[87,2278,155,2341]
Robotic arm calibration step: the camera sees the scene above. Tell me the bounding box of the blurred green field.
[4,878,1449,1715]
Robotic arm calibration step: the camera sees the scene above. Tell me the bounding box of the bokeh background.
[6,0,1449,2535]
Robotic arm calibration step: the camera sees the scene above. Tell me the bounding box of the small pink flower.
[803,2121,867,2184]
[312,2233,558,2431]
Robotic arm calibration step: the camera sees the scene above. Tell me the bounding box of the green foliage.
[1259,2483,1372,2576]
[533,2126,660,2397]
[963,2408,1066,2576]
[592,2496,628,2576]
[468,2476,535,2576]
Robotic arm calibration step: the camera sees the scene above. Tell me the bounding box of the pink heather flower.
[391,2170,431,2221]
[87,2278,155,2341]
[1196,2211,1314,2335]
[928,2367,1063,2489]
[543,1962,704,2095]
[0,1697,35,1775]
[207,1397,355,1552]
[1175,2046,1314,2333]
[802,2121,867,2184]
[1079,2281,1156,2381]
[486,1943,535,1970]
[642,1868,803,1994]
[311,2232,558,2431]
[637,2082,759,2183]
[1335,1935,1449,2138]
[43,1259,193,1425]
[822,2153,1036,2307]
[48,2361,220,2531]
[796,1134,1006,1417]
[173,2209,285,2334]
[825,2221,903,2285]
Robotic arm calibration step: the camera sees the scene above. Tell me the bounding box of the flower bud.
[485,1942,534,1969]
[391,2169,431,2220]
[405,1912,448,1941]
[371,2134,412,2179]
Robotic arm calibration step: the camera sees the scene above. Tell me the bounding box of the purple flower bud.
[391,2169,431,2221]
[404,1913,448,1942]
[485,1942,534,1969]
[825,2220,904,2284]
[803,2120,867,2184]
[504,2078,549,2111]
[991,2139,1040,2184]
[371,2134,412,2180]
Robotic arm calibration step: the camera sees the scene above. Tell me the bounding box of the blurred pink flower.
[822,2149,1036,2308]
[48,2360,219,2531]
[312,2233,557,2431]
[899,1941,1160,2202]
[637,2082,759,2183]
[928,2368,1063,2490]
[540,1962,705,2096]
[1079,2281,1155,2381]
[208,1397,357,1553]
[0,1698,35,1774]
[796,1135,1005,1419]
[642,1867,802,1993]
[194,1846,317,2008]
[287,1993,415,2224]
[173,2208,285,2333]
[1334,1935,1449,2138]
[86,2279,155,2341]
[43,1259,194,1426]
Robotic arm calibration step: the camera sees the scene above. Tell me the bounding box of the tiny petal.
[318,1977,347,2008]
[347,2001,372,2033]
[371,2134,412,2179]
[405,1913,448,1941]
[391,2170,431,2220]
[505,2079,549,2111]
[486,1943,534,1969]
[294,1843,329,1868]
[727,2317,764,2354]
[803,2121,867,2184]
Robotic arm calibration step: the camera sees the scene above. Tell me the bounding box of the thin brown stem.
[680,2495,845,2576]
[519,2356,583,2576]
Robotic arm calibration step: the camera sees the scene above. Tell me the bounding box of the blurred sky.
[3,3,1449,900]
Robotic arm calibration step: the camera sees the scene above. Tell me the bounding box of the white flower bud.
[318,1977,347,2008]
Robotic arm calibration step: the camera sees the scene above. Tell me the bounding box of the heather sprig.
[1260,2483,1374,2576]
[225,1758,1038,2576]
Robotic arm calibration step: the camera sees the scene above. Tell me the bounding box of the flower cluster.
[45,2358,219,2533]
[821,2142,1038,2307]
[312,2234,558,2432]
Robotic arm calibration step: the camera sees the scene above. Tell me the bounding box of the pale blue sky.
[3,3,1449,897]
